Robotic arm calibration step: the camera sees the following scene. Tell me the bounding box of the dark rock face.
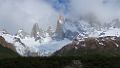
[31,23,43,39]
[55,16,65,41]
[0,36,16,52]
[54,36,120,56]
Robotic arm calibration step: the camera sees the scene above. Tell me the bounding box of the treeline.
[0,55,120,68]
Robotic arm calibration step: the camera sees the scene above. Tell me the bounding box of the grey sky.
[0,0,58,34]
[70,0,120,23]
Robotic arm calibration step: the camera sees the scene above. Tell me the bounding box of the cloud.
[0,0,59,34]
[45,0,70,14]
[2,0,120,33]
[69,0,120,24]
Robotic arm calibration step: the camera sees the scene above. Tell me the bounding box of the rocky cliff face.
[55,16,65,40]
[31,23,44,39]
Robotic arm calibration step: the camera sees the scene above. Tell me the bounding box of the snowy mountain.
[0,17,72,56]
[0,29,71,56]
[63,15,120,39]
[16,29,29,39]
[1,15,120,56]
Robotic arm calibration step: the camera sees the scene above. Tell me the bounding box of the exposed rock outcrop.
[55,16,65,40]
[0,36,16,52]
[31,23,44,39]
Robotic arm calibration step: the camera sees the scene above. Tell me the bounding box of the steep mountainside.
[0,44,19,59]
[54,36,120,56]
[0,36,16,52]
[0,36,19,59]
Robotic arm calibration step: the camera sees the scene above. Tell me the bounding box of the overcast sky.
[0,0,120,34]
[0,0,59,34]
[70,0,120,23]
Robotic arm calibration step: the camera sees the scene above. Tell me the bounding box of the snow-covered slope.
[64,18,91,39]
[64,16,120,39]
[0,30,71,56]
[88,27,120,37]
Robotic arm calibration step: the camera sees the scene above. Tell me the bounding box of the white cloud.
[0,0,59,34]
[70,0,120,23]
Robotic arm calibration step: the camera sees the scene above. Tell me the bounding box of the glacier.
[0,31,71,56]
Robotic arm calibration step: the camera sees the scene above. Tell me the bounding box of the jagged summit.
[55,16,65,40]
[16,29,29,39]
[58,16,64,24]
[31,23,45,41]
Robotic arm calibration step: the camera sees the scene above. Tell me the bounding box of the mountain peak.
[16,29,29,39]
[58,16,64,24]
[31,23,42,38]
